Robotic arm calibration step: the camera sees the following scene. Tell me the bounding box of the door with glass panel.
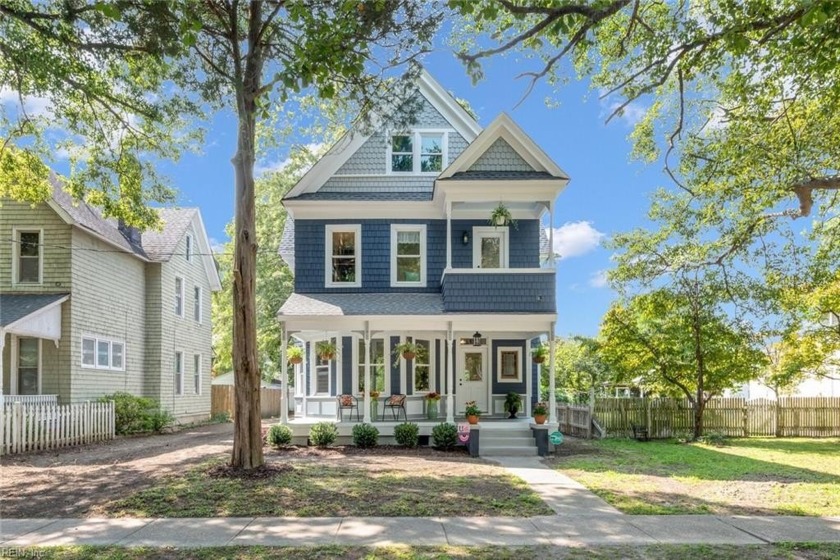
[457,347,488,414]
[17,337,40,395]
[472,227,508,269]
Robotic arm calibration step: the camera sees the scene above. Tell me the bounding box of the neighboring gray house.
[277,70,567,426]
[1,182,221,422]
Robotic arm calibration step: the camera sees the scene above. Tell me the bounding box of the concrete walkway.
[2,515,840,547]
[485,456,621,516]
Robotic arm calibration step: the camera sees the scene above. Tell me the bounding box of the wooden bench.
[630,422,649,441]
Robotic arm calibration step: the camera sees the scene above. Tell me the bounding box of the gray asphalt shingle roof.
[439,170,559,181]
[279,293,444,316]
[290,191,433,201]
[0,293,69,327]
[141,208,198,260]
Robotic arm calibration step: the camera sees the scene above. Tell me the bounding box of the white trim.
[497,346,523,383]
[310,340,332,396]
[193,285,203,324]
[417,69,482,140]
[11,227,44,286]
[390,224,427,287]
[353,334,388,396]
[185,234,193,262]
[3,295,69,337]
[174,350,184,396]
[325,224,362,288]
[80,334,126,372]
[193,352,202,395]
[472,226,510,269]
[411,336,435,394]
[175,276,185,318]
[190,210,223,291]
[443,267,552,275]
[386,130,450,175]
[11,336,42,395]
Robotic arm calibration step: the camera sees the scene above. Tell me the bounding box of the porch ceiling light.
[462,231,469,245]
[472,331,482,346]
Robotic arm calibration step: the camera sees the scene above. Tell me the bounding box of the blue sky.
[162,46,667,338]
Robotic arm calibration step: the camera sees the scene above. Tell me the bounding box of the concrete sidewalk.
[2,515,839,548]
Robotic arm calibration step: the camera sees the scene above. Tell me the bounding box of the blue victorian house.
[277,71,566,445]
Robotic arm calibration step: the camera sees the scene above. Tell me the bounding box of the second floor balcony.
[441,268,556,313]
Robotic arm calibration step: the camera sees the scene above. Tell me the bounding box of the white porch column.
[0,329,5,409]
[363,321,372,423]
[548,201,555,265]
[280,324,289,424]
[446,322,455,423]
[446,201,452,270]
[549,323,557,424]
[526,341,533,417]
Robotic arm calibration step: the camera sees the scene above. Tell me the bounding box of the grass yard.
[98,455,552,518]
[31,543,840,560]
[550,437,840,516]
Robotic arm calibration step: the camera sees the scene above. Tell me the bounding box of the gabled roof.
[437,113,569,181]
[284,69,482,200]
[141,208,198,260]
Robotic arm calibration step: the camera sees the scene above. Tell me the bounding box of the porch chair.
[382,394,407,421]
[337,394,360,422]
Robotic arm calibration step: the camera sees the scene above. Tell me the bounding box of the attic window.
[420,134,443,172]
[388,131,448,174]
[391,134,413,172]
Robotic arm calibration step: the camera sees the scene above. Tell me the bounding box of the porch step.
[480,436,535,447]
[480,445,538,457]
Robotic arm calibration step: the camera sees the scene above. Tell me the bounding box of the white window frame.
[412,337,434,394]
[193,353,202,395]
[80,335,126,372]
[325,224,362,288]
[175,276,185,317]
[194,285,202,323]
[12,336,42,395]
[472,226,510,269]
[12,227,43,285]
[354,336,387,395]
[497,346,523,383]
[185,234,193,262]
[390,224,427,287]
[174,351,184,396]
[386,129,449,175]
[310,341,332,396]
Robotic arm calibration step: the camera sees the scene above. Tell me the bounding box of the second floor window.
[16,230,41,284]
[194,286,202,323]
[389,131,447,174]
[185,234,193,262]
[325,225,361,287]
[391,225,426,286]
[175,277,184,317]
[391,134,413,172]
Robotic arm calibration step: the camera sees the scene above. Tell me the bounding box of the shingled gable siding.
[148,223,212,422]
[294,219,540,293]
[468,138,534,172]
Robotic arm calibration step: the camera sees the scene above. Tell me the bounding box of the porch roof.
[279,293,444,316]
[0,293,69,341]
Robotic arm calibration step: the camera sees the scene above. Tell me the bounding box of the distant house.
[1,181,221,422]
[277,70,567,423]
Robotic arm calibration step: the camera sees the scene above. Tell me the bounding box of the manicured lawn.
[98,457,552,517]
[33,543,840,560]
[550,437,840,516]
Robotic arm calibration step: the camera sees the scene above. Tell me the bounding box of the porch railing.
[2,394,59,407]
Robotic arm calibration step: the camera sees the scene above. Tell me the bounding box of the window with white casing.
[17,337,39,395]
[194,354,201,395]
[15,229,42,284]
[314,342,330,395]
[81,336,125,371]
[472,226,510,269]
[357,338,385,393]
[413,338,431,393]
[497,346,523,383]
[185,234,192,262]
[194,286,202,323]
[391,225,426,287]
[325,225,361,287]
[175,277,184,317]
[388,131,448,174]
[174,351,184,395]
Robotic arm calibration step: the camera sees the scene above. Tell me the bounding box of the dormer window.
[388,130,448,174]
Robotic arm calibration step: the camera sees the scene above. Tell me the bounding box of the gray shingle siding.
[469,138,534,172]
[442,271,556,313]
[294,219,540,293]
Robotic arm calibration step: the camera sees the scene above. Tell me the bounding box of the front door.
[458,346,488,415]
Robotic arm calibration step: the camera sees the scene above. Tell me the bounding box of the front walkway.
[2,515,839,547]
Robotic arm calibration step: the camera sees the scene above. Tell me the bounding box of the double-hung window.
[15,229,42,284]
[388,131,447,174]
[194,286,202,323]
[325,225,361,287]
[185,234,192,262]
[314,342,331,395]
[174,351,184,395]
[175,277,184,317]
[357,338,385,393]
[194,354,202,395]
[81,336,125,371]
[413,339,431,393]
[390,225,426,287]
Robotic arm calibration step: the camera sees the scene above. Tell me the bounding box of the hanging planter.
[489,203,516,229]
[532,344,548,364]
[394,341,420,361]
[316,340,338,361]
[287,346,304,365]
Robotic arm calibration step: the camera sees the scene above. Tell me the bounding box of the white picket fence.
[0,401,115,455]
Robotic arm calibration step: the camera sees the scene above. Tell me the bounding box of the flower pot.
[319,352,334,361]
[467,414,479,425]
[534,414,547,425]
[402,351,416,360]
[532,356,546,364]
[289,356,303,365]
[426,402,439,420]
[507,406,518,419]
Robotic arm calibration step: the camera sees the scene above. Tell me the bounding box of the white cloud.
[589,269,609,288]
[209,237,228,254]
[255,142,324,177]
[597,87,647,127]
[0,87,52,118]
[547,221,605,260]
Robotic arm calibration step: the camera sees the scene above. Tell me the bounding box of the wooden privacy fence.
[593,397,840,438]
[211,385,283,419]
[0,401,115,455]
[557,404,596,438]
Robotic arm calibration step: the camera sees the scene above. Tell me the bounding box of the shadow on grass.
[726,438,840,455]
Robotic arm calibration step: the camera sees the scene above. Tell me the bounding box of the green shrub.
[432,422,458,450]
[99,392,165,435]
[145,408,174,433]
[394,422,419,448]
[267,424,293,447]
[309,421,338,447]
[210,411,231,423]
[352,423,379,448]
[699,431,728,447]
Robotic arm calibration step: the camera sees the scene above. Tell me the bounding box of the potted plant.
[504,392,522,419]
[425,391,441,420]
[287,346,304,365]
[465,400,481,425]
[394,341,420,361]
[316,340,337,361]
[489,203,516,229]
[532,344,548,364]
[533,402,549,425]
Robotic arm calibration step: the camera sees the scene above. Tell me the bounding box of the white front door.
[472,227,509,269]
[458,346,488,415]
